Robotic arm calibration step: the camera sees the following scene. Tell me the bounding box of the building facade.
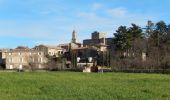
[59,30,82,51]
[91,31,106,39]
[83,31,113,51]
[0,47,47,70]
[34,45,65,57]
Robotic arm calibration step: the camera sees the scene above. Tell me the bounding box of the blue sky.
[0,0,169,48]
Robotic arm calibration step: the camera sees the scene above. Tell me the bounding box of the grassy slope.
[0,72,170,100]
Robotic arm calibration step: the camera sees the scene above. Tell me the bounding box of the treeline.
[111,20,170,73]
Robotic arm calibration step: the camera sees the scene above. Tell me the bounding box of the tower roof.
[71,30,77,43]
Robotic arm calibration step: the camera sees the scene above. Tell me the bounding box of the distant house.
[58,30,82,52]
[83,31,113,52]
[0,46,47,70]
[59,42,82,52]
[70,47,98,70]
[34,45,65,57]
[72,47,98,59]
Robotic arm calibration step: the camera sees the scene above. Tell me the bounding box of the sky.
[0,0,169,48]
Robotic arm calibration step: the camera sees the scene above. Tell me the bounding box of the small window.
[20,58,23,63]
[9,65,13,69]
[9,58,12,63]
[18,52,21,55]
[32,58,34,62]
[38,57,43,63]
[19,65,23,70]
[38,52,39,55]
[40,58,43,63]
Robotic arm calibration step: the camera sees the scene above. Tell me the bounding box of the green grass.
[0,72,170,100]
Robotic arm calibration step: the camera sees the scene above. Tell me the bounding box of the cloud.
[0,1,159,47]
[77,12,97,19]
[92,3,103,10]
[0,24,49,39]
[76,6,156,37]
[107,7,127,17]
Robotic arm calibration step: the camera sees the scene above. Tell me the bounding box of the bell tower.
[71,30,77,43]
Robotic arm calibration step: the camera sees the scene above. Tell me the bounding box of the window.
[18,52,21,55]
[9,58,12,63]
[38,57,43,63]
[41,58,43,63]
[39,64,42,68]
[9,53,12,55]
[38,52,41,55]
[19,58,23,63]
[9,65,13,69]
[19,65,23,70]
[38,58,40,62]
[32,58,34,62]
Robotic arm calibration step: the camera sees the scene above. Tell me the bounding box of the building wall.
[92,32,106,39]
[73,48,98,59]
[83,38,113,47]
[34,45,64,57]
[83,32,112,47]
[83,39,100,46]
[58,44,70,51]
[34,45,48,55]
[48,48,63,57]
[5,50,46,70]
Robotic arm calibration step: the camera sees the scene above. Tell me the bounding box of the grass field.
[0,72,170,100]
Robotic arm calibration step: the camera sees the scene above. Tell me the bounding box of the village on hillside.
[0,30,116,72]
[0,20,170,73]
[0,23,145,72]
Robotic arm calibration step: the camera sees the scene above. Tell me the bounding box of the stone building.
[71,30,77,43]
[58,30,82,51]
[83,31,113,51]
[34,45,65,57]
[72,47,98,60]
[0,46,47,70]
[0,49,10,68]
[91,31,106,40]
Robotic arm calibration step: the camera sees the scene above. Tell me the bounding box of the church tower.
[71,30,77,43]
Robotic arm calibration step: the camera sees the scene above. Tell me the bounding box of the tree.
[128,24,143,40]
[146,20,155,38]
[113,26,131,56]
[128,24,144,54]
[70,50,77,69]
[150,21,167,46]
[45,55,65,71]
[115,24,144,56]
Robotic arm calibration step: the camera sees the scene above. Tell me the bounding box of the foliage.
[97,51,111,67]
[70,50,77,69]
[45,55,65,71]
[112,20,170,71]
[113,26,130,51]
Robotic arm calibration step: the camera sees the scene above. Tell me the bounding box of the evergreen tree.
[150,21,167,46]
[128,24,143,40]
[113,26,130,52]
